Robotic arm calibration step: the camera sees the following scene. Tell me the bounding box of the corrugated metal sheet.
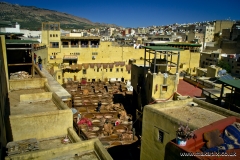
[219,74,234,81]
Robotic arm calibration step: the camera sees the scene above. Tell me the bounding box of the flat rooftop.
[9,89,59,115]
[177,79,202,97]
[38,135,72,150]
[158,104,225,128]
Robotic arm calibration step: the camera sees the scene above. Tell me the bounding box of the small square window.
[58,75,61,79]
[128,71,131,74]
[110,69,112,72]
[53,34,55,37]
[83,69,87,74]
[162,85,168,91]
[121,68,123,72]
[106,69,107,72]
[116,68,119,72]
[50,34,52,37]
[56,34,58,37]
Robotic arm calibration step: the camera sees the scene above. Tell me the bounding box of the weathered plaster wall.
[19,92,52,102]
[206,66,221,77]
[9,109,73,141]
[145,72,178,103]
[67,127,81,143]
[9,78,47,90]
[35,48,48,69]
[52,92,69,110]
[131,64,145,91]
[5,139,113,160]
[140,98,240,160]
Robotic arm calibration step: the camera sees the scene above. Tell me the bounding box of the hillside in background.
[0,2,117,30]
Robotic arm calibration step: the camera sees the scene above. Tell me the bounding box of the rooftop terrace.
[161,105,225,128]
[9,89,59,115]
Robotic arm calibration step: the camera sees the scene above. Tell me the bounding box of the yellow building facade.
[41,22,201,84]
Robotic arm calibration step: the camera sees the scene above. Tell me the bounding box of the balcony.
[80,45,89,48]
[90,45,99,48]
[62,45,69,48]
[71,45,79,48]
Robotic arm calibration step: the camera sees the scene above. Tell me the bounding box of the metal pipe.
[176,51,180,73]
[154,51,156,73]
[144,48,146,77]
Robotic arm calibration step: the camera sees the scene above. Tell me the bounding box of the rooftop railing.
[33,45,46,51]
[81,45,89,48]
[62,45,69,48]
[91,45,99,48]
[71,45,79,48]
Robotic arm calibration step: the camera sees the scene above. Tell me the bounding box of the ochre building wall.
[9,109,72,141]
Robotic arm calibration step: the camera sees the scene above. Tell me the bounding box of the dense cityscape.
[1,1,240,160]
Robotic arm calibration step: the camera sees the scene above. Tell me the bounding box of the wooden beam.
[8,63,32,66]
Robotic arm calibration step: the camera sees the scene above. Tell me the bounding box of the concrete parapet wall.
[183,76,215,88]
[5,139,113,160]
[94,139,113,160]
[193,98,240,118]
[9,110,73,141]
[34,65,46,78]
[20,92,52,102]
[9,78,47,90]
[67,127,81,143]
[52,92,69,110]
[44,82,53,92]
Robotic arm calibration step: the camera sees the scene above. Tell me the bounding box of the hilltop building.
[0,22,20,33]
[214,20,235,34]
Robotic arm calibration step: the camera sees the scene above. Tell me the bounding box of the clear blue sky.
[2,0,240,27]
